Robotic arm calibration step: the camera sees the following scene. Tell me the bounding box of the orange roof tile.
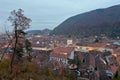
[87,42,110,47]
[50,47,74,58]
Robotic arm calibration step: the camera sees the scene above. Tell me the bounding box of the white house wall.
[69,50,74,59]
[50,57,67,64]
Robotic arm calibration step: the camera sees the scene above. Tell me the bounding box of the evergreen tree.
[8,9,32,71]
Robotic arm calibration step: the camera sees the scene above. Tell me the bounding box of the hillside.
[26,29,51,35]
[51,5,120,38]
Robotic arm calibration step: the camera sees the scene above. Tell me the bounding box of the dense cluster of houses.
[0,35,120,80]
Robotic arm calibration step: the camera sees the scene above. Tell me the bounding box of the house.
[113,42,120,46]
[105,55,116,65]
[67,39,73,45]
[88,53,95,71]
[50,47,75,64]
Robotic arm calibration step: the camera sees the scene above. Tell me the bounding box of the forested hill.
[51,5,120,38]
[26,29,51,35]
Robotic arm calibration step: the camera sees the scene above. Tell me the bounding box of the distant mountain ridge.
[26,29,51,35]
[51,5,120,38]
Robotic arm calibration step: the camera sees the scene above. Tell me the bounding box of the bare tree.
[0,31,13,61]
[8,9,32,71]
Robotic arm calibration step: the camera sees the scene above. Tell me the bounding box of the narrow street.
[95,56,111,80]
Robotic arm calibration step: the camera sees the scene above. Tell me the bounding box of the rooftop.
[50,47,74,58]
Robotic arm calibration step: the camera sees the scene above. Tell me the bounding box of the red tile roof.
[89,53,95,67]
[87,42,110,47]
[50,47,74,58]
[110,64,119,74]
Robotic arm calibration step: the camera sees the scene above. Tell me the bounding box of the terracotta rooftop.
[110,64,119,74]
[87,42,110,47]
[89,53,95,67]
[114,48,120,55]
[50,47,74,58]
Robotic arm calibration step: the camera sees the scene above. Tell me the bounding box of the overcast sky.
[0,0,120,32]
